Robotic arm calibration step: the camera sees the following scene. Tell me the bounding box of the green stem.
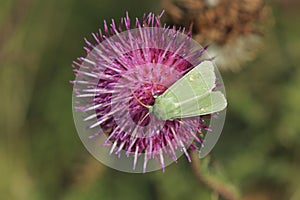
[190,152,239,200]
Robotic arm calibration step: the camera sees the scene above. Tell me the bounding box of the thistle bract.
[72,12,226,173]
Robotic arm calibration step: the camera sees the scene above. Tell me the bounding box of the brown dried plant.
[163,0,273,71]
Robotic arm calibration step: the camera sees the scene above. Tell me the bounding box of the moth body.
[149,61,227,121]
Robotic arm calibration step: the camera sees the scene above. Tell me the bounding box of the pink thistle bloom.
[72,12,226,173]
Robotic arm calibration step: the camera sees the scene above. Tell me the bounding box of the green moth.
[149,61,227,120]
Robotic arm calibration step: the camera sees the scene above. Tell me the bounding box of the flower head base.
[72,12,226,173]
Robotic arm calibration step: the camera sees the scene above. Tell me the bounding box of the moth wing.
[155,90,227,120]
[170,91,227,119]
[154,61,227,120]
[161,60,216,102]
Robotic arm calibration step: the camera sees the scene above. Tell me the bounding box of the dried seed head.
[163,0,273,71]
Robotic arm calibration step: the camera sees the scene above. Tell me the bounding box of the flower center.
[129,83,168,126]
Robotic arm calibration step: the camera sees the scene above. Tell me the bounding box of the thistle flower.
[163,0,273,71]
[72,12,226,173]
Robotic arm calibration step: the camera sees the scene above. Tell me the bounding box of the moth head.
[150,96,180,121]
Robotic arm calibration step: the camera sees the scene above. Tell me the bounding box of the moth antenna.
[129,111,150,141]
[151,87,156,98]
[138,112,150,126]
[132,92,150,109]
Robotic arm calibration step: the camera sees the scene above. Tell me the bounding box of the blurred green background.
[1,0,300,199]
